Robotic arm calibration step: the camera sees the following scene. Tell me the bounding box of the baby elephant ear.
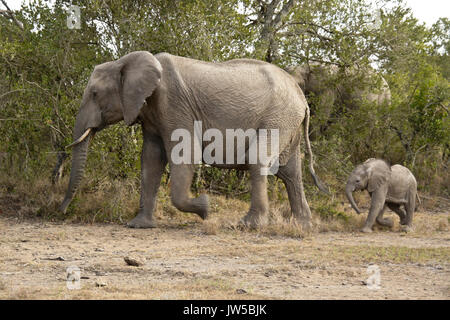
[118,51,162,125]
[367,166,391,193]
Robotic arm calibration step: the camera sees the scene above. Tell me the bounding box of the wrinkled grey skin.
[61,51,327,230]
[286,64,391,127]
[345,158,418,233]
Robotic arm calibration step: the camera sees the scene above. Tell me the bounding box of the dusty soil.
[0,212,449,300]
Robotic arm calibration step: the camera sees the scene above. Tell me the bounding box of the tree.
[0,0,448,196]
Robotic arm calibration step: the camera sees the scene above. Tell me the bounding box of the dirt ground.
[0,209,449,300]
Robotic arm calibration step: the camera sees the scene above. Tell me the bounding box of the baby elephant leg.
[402,194,416,232]
[362,189,387,233]
[376,204,393,228]
[387,203,407,225]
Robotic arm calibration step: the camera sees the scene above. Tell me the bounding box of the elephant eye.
[92,90,97,98]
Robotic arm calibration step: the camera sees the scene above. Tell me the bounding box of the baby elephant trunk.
[345,183,361,214]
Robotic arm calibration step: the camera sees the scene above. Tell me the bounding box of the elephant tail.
[415,192,422,212]
[303,105,329,195]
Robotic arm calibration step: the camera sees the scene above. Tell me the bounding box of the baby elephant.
[345,158,418,233]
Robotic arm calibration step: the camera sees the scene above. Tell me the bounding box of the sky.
[402,0,449,25]
[2,0,450,26]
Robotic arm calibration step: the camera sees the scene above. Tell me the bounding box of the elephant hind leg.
[387,203,407,225]
[169,164,208,219]
[240,165,269,228]
[403,191,416,229]
[376,204,393,228]
[275,150,312,231]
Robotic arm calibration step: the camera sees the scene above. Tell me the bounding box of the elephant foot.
[377,218,394,228]
[192,194,209,220]
[239,212,268,229]
[401,225,414,233]
[126,213,156,229]
[294,216,313,232]
[361,226,373,233]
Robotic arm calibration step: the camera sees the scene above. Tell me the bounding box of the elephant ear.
[118,51,162,125]
[367,161,391,193]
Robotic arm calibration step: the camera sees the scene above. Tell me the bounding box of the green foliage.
[315,200,349,222]
[408,65,449,147]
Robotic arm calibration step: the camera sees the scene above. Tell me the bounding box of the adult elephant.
[286,63,391,134]
[60,51,327,230]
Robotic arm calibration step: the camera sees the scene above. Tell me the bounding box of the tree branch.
[389,124,412,158]
[283,21,336,35]
[287,53,343,66]
[257,0,298,63]
[272,0,297,30]
[0,0,24,30]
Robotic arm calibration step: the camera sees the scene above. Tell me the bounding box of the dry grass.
[1,167,448,300]
[1,278,266,300]
[0,171,448,239]
[199,191,448,238]
[0,210,448,300]
[0,172,140,224]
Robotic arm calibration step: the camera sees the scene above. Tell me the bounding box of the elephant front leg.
[169,164,209,219]
[241,165,269,228]
[362,189,388,233]
[127,135,167,228]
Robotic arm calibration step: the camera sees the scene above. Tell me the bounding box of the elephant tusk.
[65,128,92,149]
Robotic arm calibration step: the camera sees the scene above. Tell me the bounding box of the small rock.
[95,280,107,287]
[95,248,104,252]
[124,256,144,267]
[45,256,65,261]
[236,289,247,294]
[94,271,107,276]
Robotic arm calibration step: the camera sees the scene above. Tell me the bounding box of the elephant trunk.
[345,183,361,214]
[60,130,92,214]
